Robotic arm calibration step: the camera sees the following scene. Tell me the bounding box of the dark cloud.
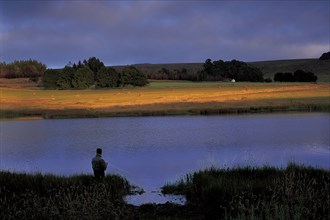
[1,1,329,67]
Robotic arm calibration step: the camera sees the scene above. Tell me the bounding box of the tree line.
[43,57,148,89]
[144,59,264,82]
[0,59,46,79]
[197,59,264,82]
[319,51,330,60]
[147,67,196,81]
[274,70,317,82]
[2,52,327,86]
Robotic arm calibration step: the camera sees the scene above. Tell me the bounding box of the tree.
[274,72,295,82]
[120,70,133,86]
[77,60,84,69]
[294,70,317,82]
[121,66,148,87]
[197,70,207,81]
[130,67,149,87]
[274,72,283,82]
[0,59,46,78]
[56,66,75,89]
[72,66,94,89]
[319,52,330,60]
[274,70,317,82]
[97,67,120,88]
[283,72,295,82]
[43,69,61,88]
[86,57,105,81]
[203,59,213,74]
[200,59,264,82]
[41,57,150,89]
[157,68,170,80]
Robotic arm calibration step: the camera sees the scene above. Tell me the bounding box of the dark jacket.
[91,153,107,171]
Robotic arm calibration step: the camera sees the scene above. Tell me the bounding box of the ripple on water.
[125,191,186,206]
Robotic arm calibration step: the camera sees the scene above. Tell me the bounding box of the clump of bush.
[319,51,330,60]
[0,59,46,79]
[274,69,317,82]
[197,59,264,82]
[43,57,148,89]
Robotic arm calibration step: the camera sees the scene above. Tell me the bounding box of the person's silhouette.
[91,148,108,180]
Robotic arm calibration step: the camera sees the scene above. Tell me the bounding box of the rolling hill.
[113,58,330,82]
[250,59,330,82]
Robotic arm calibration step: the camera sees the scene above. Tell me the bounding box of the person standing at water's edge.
[92,148,108,180]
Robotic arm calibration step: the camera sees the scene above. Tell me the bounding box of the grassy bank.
[1,82,329,119]
[0,171,201,219]
[0,172,137,219]
[162,164,330,219]
[1,164,329,219]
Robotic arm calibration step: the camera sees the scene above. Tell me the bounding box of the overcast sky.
[1,0,329,68]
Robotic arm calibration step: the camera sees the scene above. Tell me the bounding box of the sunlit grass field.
[1,81,329,118]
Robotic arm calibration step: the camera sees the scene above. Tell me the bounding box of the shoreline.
[1,102,329,120]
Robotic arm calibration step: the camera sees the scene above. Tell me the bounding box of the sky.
[0,0,329,68]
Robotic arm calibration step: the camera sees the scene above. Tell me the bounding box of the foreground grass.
[1,164,329,219]
[1,82,329,119]
[162,164,330,220]
[0,171,199,219]
[0,172,136,219]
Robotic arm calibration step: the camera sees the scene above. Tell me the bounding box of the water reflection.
[1,113,329,204]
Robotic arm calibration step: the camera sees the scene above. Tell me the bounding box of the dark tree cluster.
[197,59,264,82]
[43,57,148,89]
[274,70,317,82]
[0,59,46,79]
[147,68,193,80]
[319,51,330,60]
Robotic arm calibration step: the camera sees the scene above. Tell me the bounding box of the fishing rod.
[108,163,130,174]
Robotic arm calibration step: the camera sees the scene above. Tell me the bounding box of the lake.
[0,113,329,205]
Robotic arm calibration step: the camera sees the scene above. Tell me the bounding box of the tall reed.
[0,172,135,219]
[162,164,330,219]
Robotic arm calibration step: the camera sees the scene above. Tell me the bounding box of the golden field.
[0,80,329,119]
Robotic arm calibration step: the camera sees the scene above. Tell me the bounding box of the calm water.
[1,113,329,205]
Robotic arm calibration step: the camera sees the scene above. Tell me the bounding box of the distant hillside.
[113,59,330,82]
[113,62,203,80]
[250,59,330,82]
